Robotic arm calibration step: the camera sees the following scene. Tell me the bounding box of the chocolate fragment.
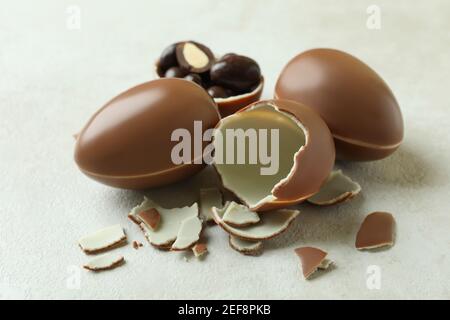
[132,241,143,250]
[222,202,260,227]
[199,187,223,222]
[171,216,203,251]
[192,243,208,258]
[83,253,125,272]
[295,247,332,279]
[210,54,261,92]
[355,212,395,250]
[229,235,263,256]
[137,208,161,231]
[129,197,199,248]
[78,224,127,254]
[307,170,361,206]
[211,202,299,241]
[176,41,214,73]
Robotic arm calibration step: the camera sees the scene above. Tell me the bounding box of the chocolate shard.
[83,253,125,272]
[137,208,161,231]
[199,187,223,222]
[355,211,395,250]
[229,235,263,256]
[192,243,208,258]
[295,246,332,279]
[78,224,127,254]
[307,170,361,206]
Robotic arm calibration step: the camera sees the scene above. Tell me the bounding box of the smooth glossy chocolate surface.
[275,48,404,161]
[355,212,395,250]
[295,247,328,279]
[210,54,261,92]
[74,78,220,189]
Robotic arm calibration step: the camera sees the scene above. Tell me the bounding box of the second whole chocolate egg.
[74,78,220,189]
[275,48,404,161]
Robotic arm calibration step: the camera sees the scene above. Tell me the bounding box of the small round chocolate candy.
[210,55,261,92]
[158,43,179,72]
[176,41,215,73]
[207,86,231,99]
[164,66,187,78]
[184,73,203,86]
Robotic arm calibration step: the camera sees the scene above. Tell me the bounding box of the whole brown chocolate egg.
[74,78,220,189]
[275,48,404,161]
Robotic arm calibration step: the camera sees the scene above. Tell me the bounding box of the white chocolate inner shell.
[130,197,198,247]
[171,216,202,250]
[222,202,260,226]
[213,104,306,208]
[307,170,361,205]
[212,202,299,240]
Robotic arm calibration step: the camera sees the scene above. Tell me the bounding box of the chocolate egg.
[213,99,335,211]
[275,48,403,161]
[74,78,220,189]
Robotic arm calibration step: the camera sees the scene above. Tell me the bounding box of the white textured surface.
[0,0,449,299]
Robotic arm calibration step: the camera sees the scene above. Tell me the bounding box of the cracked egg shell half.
[74,78,220,189]
[275,48,404,161]
[212,99,335,211]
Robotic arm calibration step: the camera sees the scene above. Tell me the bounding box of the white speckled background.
[0,0,449,300]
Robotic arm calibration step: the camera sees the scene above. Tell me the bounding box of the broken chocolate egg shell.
[307,170,361,206]
[275,48,403,161]
[229,235,263,256]
[74,78,220,189]
[171,215,203,251]
[83,253,125,272]
[199,187,223,223]
[222,201,260,227]
[214,78,263,117]
[154,59,263,118]
[212,202,299,241]
[355,211,396,250]
[130,197,199,248]
[295,246,332,279]
[213,99,335,211]
[192,243,208,258]
[137,208,161,231]
[78,224,127,254]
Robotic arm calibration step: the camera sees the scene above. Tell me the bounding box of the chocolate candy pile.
[156,41,262,99]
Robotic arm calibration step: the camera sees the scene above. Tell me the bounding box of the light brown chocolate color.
[275,48,404,161]
[295,246,328,279]
[74,78,220,189]
[355,211,395,250]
